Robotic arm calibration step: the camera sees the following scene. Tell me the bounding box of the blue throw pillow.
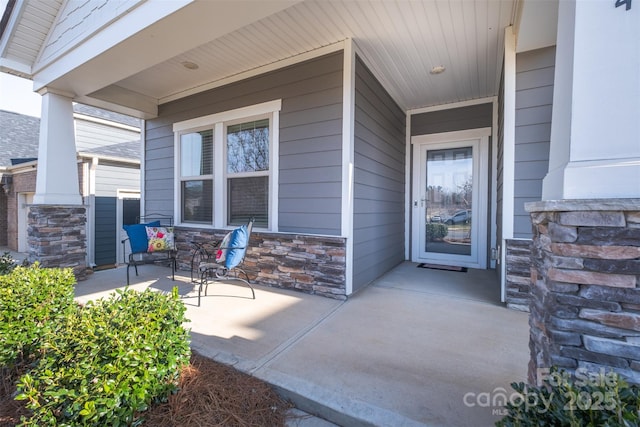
[123,221,161,254]
[225,225,249,270]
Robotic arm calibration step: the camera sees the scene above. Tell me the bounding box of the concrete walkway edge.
[259,368,426,427]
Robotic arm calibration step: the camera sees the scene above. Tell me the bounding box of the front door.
[412,130,489,269]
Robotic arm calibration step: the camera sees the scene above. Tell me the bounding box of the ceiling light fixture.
[430,65,446,75]
[181,61,199,70]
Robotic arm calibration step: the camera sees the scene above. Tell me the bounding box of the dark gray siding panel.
[353,57,406,293]
[145,52,344,233]
[411,103,492,136]
[514,46,555,238]
[94,196,116,266]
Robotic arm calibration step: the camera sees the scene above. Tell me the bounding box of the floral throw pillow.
[145,226,175,252]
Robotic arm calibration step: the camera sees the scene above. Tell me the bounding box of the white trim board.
[173,99,282,132]
[411,127,492,144]
[341,38,356,296]
[408,97,496,116]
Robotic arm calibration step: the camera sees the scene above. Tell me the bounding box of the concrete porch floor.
[74,261,530,427]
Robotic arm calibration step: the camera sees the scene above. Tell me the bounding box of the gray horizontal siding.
[411,103,492,136]
[145,52,344,232]
[514,46,555,239]
[94,163,140,197]
[75,119,140,152]
[353,57,406,293]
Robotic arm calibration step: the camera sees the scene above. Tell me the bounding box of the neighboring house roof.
[0,108,141,169]
[73,104,141,129]
[79,140,140,164]
[0,109,40,168]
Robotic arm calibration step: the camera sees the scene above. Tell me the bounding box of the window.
[179,130,213,223]
[174,100,280,229]
[226,119,269,226]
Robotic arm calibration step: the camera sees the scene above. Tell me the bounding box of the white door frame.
[411,128,491,269]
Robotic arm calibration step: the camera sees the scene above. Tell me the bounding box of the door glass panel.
[425,147,472,256]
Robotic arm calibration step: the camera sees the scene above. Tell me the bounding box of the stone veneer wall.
[505,239,533,311]
[526,199,640,385]
[28,205,89,280]
[175,227,347,299]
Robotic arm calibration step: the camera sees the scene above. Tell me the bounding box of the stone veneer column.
[28,205,88,281]
[525,199,640,385]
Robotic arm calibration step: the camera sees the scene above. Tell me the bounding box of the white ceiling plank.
[2,0,520,114]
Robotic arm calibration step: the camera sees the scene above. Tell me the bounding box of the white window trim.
[173,100,282,132]
[173,100,281,230]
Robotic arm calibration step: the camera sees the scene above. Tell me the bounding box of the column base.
[525,198,640,385]
[27,205,90,281]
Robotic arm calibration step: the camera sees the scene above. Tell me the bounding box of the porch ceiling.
[1,0,518,117]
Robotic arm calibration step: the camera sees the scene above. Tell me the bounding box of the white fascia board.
[0,57,32,77]
[84,85,158,119]
[73,94,156,120]
[32,1,302,97]
[32,0,191,88]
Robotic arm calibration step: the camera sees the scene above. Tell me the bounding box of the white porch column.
[33,90,82,205]
[542,0,640,200]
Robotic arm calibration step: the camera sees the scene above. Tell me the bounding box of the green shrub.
[0,252,18,275]
[426,223,448,241]
[0,265,78,370]
[496,367,640,427]
[16,287,191,427]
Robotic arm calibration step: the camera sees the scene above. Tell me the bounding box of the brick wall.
[0,185,7,246]
[526,199,640,385]
[175,227,347,299]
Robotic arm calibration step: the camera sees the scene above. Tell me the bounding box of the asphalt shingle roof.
[1,107,141,168]
[80,140,140,162]
[73,104,141,128]
[0,109,40,168]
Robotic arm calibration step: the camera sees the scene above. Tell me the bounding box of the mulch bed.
[1,351,294,427]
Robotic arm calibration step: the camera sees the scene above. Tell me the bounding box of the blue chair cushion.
[123,221,161,254]
[225,224,249,270]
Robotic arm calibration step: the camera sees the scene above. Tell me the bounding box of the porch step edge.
[255,367,428,427]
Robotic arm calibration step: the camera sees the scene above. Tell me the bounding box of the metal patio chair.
[196,218,255,306]
[122,213,176,285]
